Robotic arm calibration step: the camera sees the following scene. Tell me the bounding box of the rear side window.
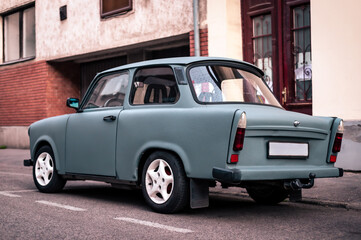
[130,67,180,105]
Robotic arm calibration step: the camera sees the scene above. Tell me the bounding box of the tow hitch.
[284,173,316,190]
[284,173,316,202]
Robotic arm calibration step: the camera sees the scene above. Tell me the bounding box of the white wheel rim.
[35,152,54,186]
[145,159,174,204]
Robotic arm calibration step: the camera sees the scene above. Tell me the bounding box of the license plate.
[268,142,308,158]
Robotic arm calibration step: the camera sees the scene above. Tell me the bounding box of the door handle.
[282,87,287,105]
[103,115,116,122]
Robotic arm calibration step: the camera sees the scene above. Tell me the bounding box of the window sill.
[100,10,132,20]
[0,56,36,67]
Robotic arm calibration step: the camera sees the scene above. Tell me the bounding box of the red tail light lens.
[330,155,337,163]
[233,128,245,151]
[233,112,246,151]
[332,120,344,153]
[332,133,343,153]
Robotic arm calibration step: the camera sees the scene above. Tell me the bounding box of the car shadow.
[59,181,294,217]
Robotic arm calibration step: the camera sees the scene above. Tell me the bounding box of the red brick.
[0,60,80,126]
[189,28,208,57]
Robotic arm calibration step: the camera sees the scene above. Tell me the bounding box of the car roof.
[100,56,264,76]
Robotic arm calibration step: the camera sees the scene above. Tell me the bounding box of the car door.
[65,71,129,176]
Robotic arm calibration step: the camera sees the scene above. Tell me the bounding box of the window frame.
[100,0,133,19]
[80,70,130,111]
[2,3,35,64]
[129,66,181,106]
[290,3,312,102]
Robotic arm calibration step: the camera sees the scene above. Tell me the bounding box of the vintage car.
[24,57,343,213]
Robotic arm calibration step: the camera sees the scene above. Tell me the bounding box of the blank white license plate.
[268,142,308,158]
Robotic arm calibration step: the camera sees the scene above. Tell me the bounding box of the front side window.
[83,72,129,109]
[130,67,180,105]
[189,64,281,108]
[3,6,35,62]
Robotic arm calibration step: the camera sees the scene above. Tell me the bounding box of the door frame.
[241,0,312,115]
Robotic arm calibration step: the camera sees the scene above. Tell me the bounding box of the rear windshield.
[188,64,281,108]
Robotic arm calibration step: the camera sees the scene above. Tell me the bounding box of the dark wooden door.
[242,0,312,115]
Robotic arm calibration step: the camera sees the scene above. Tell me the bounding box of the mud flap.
[289,189,302,202]
[190,178,209,209]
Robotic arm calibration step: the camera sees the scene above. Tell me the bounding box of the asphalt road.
[1,149,361,240]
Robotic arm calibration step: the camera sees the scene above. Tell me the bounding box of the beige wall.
[207,0,242,60]
[35,0,197,60]
[312,0,361,120]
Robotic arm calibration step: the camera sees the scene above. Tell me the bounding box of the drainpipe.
[193,0,200,56]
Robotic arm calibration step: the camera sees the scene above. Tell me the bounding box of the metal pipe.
[193,0,200,56]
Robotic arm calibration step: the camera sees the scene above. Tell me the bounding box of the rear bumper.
[212,166,343,184]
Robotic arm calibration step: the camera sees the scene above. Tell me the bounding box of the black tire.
[141,151,189,213]
[246,185,288,205]
[33,145,66,193]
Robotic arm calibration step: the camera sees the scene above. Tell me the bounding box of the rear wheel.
[33,145,66,193]
[142,151,189,213]
[246,185,288,205]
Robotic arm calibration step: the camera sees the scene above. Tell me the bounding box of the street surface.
[1,149,360,239]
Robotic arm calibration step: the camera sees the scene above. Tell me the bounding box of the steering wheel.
[103,98,123,107]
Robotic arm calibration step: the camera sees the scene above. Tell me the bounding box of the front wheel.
[141,151,189,213]
[246,185,288,205]
[33,145,66,193]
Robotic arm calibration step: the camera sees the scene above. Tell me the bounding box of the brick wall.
[189,28,208,56]
[46,62,80,118]
[0,61,47,126]
[0,60,80,126]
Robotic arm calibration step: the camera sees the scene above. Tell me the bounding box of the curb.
[300,198,361,211]
[209,190,361,211]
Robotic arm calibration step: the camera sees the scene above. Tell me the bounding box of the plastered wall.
[207,0,242,60]
[35,0,198,60]
[0,0,34,13]
[312,0,361,170]
[311,0,361,120]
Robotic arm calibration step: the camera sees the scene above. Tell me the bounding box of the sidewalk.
[301,171,361,211]
[1,148,360,210]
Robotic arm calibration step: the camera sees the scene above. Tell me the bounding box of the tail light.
[233,112,247,151]
[330,120,343,163]
[332,120,344,153]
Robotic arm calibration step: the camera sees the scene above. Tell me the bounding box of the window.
[83,72,129,109]
[3,6,35,62]
[189,65,280,108]
[100,0,132,18]
[130,67,180,105]
[252,14,273,91]
[292,5,312,101]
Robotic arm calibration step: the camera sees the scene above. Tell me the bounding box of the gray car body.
[28,57,342,185]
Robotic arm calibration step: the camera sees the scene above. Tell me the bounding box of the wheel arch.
[136,146,189,185]
[32,137,63,173]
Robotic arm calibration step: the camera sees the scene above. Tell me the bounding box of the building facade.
[0,0,360,170]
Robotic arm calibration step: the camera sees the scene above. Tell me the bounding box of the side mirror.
[66,98,79,110]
